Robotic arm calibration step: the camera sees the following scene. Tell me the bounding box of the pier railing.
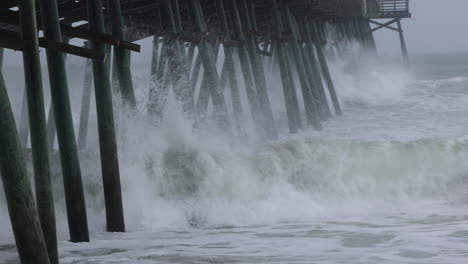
[363,0,411,19]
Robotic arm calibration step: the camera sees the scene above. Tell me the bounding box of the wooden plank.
[0,9,140,52]
[0,28,105,60]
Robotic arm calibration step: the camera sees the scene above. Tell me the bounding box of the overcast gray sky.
[374,0,468,54]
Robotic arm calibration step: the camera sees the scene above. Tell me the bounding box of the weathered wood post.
[18,89,29,147]
[107,0,136,107]
[303,18,332,119]
[293,15,330,120]
[334,22,347,56]
[186,43,195,77]
[355,19,370,52]
[238,0,278,139]
[190,48,202,91]
[148,37,171,120]
[363,19,378,54]
[217,0,245,137]
[77,56,93,150]
[150,37,160,83]
[149,0,194,119]
[189,0,230,129]
[87,0,126,233]
[227,0,266,137]
[312,20,342,116]
[271,0,300,133]
[46,37,70,151]
[46,101,55,150]
[21,0,58,261]
[0,69,51,264]
[169,0,195,116]
[396,18,409,67]
[196,41,220,119]
[39,0,89,243]
[281,2,321,130]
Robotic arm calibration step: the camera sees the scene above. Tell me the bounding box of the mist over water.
[2,47,468,263]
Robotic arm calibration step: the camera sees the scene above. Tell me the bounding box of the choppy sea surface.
[2,51,468,263]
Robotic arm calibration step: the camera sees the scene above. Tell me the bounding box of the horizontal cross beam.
[365,18,400,36]
[0,9,140,52]
[0,28,105,61]
[368,19,400,32]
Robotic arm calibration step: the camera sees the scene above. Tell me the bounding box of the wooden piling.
[189,0,229,129]
[396,19,409,67]
[281,2,321,130]
[293,16,329,121]
[217,0,245,137]
[367,21,378,54]
[87,0,126,233]
[190,48,202,92]
[227,0,265,137]
[186,43,195,77]
[148,38,171,120]
[312,20,342,116]
[46,101,55,150]
[0,69,51,264]
[238,0,278,140]
[169,0,195,116]
[271,0,300,133]
[107,0,136,108]
[77,57,93,150]
[45,37,69,151]
[150,37,160,82]
[0,48,3,70]
[154,0,195,118]
[196,41,220,120]
[303,19,332,119]
[21,0,58,261]
[363,20,378,55]
[38,0,89,243]
[18,90,29,147]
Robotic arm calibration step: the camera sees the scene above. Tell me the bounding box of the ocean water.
[1,50,468,263]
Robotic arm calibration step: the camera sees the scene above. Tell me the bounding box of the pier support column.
[107,0,136,108]
[364,20,378,55]
[0,70,51,264]
[18,89,29,147]
[148,38,171,120]
[238,0,278,139]
[282,2,321,130]
[38,0,89,243]
[149,0,194,120]
[189,0,229,129]
[77,56,93,150]
[196,41,220,120]
[21,0,58,261]
[190,47,202,92]
[87,0,126,233]
[45,37,69,151]
[271,0,301,133]
[311,20,342,116]
[397,19,409,67]
[227,0,265,138]
[299,16,331,120]
[169,0,195,117]
[217,0,245,137]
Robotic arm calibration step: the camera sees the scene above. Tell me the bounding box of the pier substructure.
[0,54,51,264]
[22,0,58,261]
[87,0,126,233]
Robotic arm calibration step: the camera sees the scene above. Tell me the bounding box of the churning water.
[2,50,468,263]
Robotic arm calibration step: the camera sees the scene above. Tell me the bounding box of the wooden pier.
[0,0,410,263]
